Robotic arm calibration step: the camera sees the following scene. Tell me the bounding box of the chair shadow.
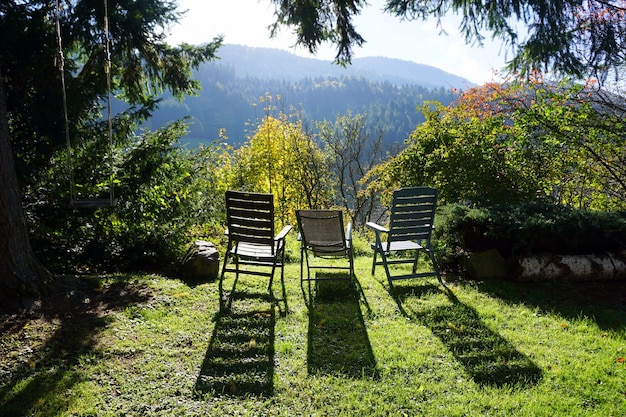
[392,284,543,388]
[195,291,275,397]
[304,274,379,379]
[219,267,289,317]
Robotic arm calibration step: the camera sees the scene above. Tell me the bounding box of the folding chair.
[220,191,292,310]
[296,210,353,285]
[367,187,442,288]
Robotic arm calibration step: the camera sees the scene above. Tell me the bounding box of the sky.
[165,0,511,85]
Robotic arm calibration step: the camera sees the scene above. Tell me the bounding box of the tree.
[269,0,626,82]
[0,0,221,310]
[318,112,385,227]
[0,63,49,311]
[371,98,545,205]
[506,79,626,208]
[371,80,626,209]
[226,95,333,223]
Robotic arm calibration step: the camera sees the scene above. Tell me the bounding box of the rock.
[182,240,220,281]
[506,251,626,282]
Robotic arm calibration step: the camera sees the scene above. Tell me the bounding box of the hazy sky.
[166,0,510,85]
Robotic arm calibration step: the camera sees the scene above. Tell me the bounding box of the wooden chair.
[220,191,292,310]
[367,187,442,288]
[296,210,353,285]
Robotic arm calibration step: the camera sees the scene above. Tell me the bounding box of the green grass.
[1,255,625,416]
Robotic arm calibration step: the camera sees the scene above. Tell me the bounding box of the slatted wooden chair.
[296,210,353,285]
[220,191,292,310]
[366,187,442,288]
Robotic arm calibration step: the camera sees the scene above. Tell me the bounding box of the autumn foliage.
[374,76,626,209]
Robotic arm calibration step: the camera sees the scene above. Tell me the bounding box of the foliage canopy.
[0,0,222,276]
[270,0,626,82]
[373,78,626,210]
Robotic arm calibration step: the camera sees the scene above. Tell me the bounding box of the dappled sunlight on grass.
[1,263,625,416]
[0,275,153,416]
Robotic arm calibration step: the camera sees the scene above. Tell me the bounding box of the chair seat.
[308,240,351,257]
[307,240,344,248]
[376,240,424,253]
[230,242,280,259]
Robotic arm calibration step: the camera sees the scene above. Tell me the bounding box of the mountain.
[144,44,470,148]
[213,44,475,89]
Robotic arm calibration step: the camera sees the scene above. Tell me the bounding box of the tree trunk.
[0,64,48,312]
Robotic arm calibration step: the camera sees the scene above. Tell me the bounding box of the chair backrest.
[388,187,438,243]
[296,210,346,254]
[225,191,275,249]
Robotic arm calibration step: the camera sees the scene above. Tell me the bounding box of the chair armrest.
[366,222,388,233]
[275,225,293,240]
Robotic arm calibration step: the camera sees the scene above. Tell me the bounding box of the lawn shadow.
[195,291,275,397]
[0,275,152,416]
[304,274,379,379]
[476,279,626,335]
[219,266,289,317]
[392,283,543,388]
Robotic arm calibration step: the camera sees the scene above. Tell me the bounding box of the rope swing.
[56,0,117,208]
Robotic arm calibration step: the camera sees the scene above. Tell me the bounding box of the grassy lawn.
[1,251,625,416]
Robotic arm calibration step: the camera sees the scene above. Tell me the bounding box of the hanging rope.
[55,0,76,203]
[56,0,116,208]
[103,0,115,206]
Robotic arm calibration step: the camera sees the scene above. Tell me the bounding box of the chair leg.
[305,249,312,281]
[429,248,443,285]
[380,251,394,289]
[268,264,276,292]
[234,255,240,282]
[279,247,289,315]
[300,245,305,283]
[371,248,378,275]
[412,249,421,274]
[280,247,286,287]
[219,249,231,312]
[348,248,354,286]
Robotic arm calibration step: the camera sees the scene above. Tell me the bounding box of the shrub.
[30,122,228,274]
[434,202,626,270]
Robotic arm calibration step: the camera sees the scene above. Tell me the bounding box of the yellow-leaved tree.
[225,95,333,225]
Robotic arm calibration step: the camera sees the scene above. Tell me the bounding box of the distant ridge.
[212,44,475,90]
[144,43,465,148]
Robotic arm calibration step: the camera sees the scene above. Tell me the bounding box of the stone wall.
[464,249,626,281]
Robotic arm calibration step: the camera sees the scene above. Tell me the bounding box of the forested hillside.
[207,45,474,88]
[144,45,464,147]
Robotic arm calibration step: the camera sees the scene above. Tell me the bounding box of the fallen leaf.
[448,322,465,333]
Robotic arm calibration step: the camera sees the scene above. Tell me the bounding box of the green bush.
[434,202,626,269]
[30,122,227,274]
